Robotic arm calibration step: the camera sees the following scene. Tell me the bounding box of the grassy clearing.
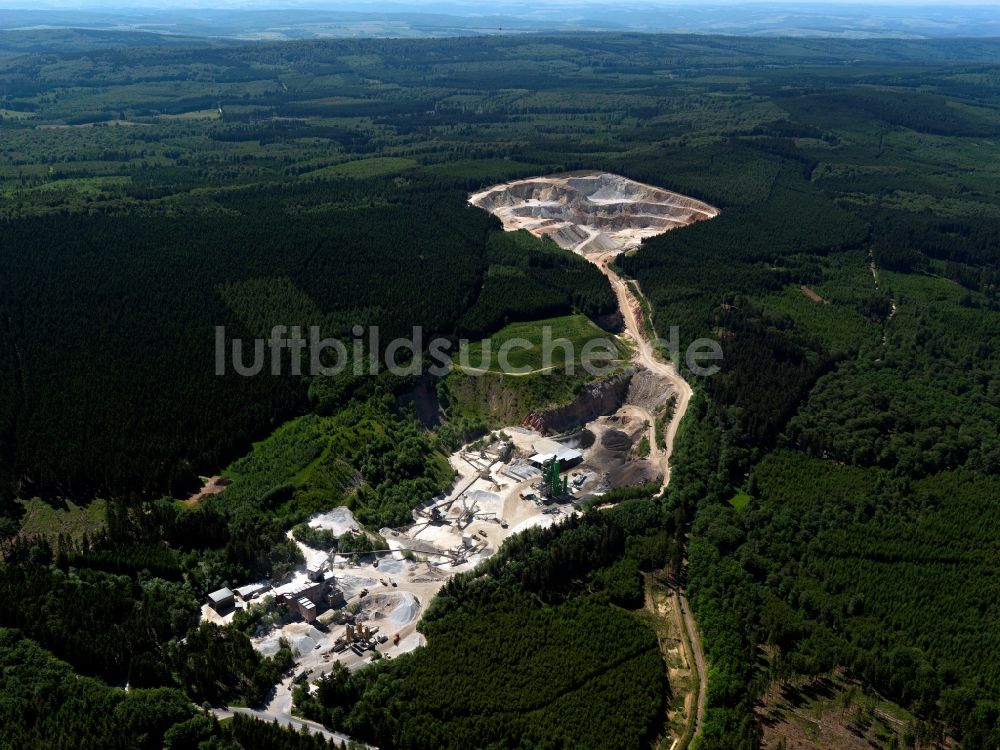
[762,249,883,356]
[300,156,417,180]
[762,285,879,356]
[18,498,106,543]
[0,108,35,120]
[2,175,130,198]
[635,574,695,750]
[728,491,751,511]
[155,108,221,121]
[457,314,621,374]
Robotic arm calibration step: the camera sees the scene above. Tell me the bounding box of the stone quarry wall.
[523,368,633,434]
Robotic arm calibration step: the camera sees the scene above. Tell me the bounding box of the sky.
[3,0,999,6]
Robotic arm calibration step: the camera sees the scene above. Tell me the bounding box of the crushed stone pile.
[626,367,675,413]
[601,429,632,453]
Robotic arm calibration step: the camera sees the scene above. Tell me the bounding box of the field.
[16,498,106,544]
[457,314,621,374]
[727,491,751,512]
[301,156,418,180]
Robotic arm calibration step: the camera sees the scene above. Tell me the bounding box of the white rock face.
[469,172,718,256]
[308,507,360,536]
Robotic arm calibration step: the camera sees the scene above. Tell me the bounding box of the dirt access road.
[470,173,713,746]
[593,252,705,745]
[596,255,692,490]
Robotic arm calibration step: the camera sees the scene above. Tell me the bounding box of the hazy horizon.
[1,0,998,39]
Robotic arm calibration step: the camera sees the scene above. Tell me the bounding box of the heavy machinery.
[541,458,570,501]
[456,494,478,529]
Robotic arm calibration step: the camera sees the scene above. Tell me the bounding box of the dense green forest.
[609,42,1000,747]
[0,627,349,749]
[0,181,619,507]
[0,29,999,749]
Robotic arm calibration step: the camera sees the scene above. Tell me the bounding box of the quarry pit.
[469,171,718,256]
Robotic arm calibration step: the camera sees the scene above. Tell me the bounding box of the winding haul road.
[212,663,377,747]
[595,255,692,489]
[594,254,707,744]
[468,175,711,746]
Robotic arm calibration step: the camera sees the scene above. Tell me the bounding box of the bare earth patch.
[799,285,830,304]
[180,475,231,507]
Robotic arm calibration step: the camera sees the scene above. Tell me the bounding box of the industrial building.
[294,596,317,623]
[207,587,235,613]
[275,579,324,606]
[271,572,345,621]
[235,582,269,601]
[325,582,346,609]
[527,438,583,469]
[526,447,582,467]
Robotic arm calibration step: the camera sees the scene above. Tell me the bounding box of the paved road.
[212,703,368,746]
[213,675,374,748]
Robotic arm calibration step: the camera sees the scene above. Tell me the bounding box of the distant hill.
[0,28,226,55]
[2,3,1000,45]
